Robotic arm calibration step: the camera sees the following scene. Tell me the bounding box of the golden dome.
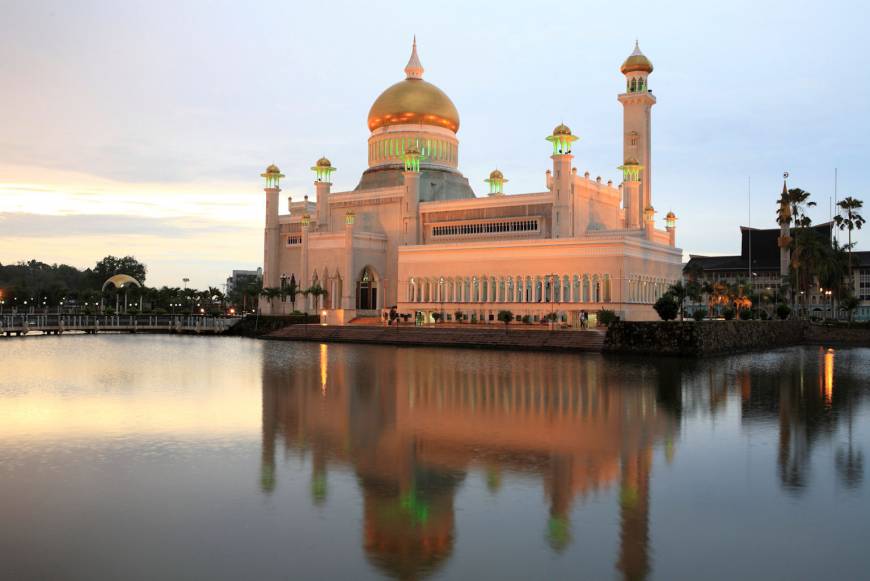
[404,145,421,156]
[621,41,653,74]
[552,123,572,136]
[488,169,504,180]
[623,157,640,165]
[315,157,332,168]
[665,211,676,219]
[367,39,459,133]
[264,164,281,174]
[368,79,460,133]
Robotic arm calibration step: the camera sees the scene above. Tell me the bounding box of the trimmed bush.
[722,307,735,320]
[597,309,619,326]
[692,308,707,321]
[653,296,678,321]
[497,310,514,327]
[776,303,791,320]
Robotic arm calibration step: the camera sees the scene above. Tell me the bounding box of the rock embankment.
[264,324,606,352]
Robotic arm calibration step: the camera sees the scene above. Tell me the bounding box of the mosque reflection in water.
[259,344,863,580]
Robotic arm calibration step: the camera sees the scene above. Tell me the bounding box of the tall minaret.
[312,157,335,231]
[546,123,577,239]
[618,42,655,219]
[261,164,284,296]
[778,174,792,279]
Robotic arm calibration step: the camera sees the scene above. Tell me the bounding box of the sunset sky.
[1,0,867,288]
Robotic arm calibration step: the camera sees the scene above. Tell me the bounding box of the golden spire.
[404,35,424,79]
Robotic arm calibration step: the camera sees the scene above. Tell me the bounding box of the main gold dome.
[367,78,460,133]
[367,39,460,133]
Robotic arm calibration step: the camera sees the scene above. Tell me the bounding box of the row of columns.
[407,274,612,305]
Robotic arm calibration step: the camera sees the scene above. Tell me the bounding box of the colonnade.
[405,273,671,306]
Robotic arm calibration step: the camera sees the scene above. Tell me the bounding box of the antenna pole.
[748,176,752,290]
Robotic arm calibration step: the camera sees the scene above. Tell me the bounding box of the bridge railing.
[0,314,239,333]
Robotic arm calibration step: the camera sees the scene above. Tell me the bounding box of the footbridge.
[1,314,239,337]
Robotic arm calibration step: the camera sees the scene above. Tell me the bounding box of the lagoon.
[1,336,868,580]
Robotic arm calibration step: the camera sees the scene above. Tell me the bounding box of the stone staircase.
[265,324,606,353]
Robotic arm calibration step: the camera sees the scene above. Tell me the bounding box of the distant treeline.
[0,256,228,314]
[0,256,146,303]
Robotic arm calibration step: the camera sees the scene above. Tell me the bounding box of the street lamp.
[539,273,557,329]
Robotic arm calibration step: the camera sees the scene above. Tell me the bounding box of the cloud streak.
[0,212,249,238]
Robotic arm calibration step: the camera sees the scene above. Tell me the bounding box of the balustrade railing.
[0,314,237,334]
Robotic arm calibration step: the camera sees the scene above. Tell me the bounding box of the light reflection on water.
[1,335,868,580]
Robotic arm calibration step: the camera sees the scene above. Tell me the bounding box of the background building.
[226,267,262,295]
[685,222,870,320]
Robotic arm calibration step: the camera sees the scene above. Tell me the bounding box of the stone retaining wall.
[605,320,809,357]
[804,324,870,347]
[264,325,606,352]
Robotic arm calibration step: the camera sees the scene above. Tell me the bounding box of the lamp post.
[439,276,445,323]
[546,273,557,330]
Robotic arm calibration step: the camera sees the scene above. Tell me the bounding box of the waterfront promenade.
[0,314,236,336]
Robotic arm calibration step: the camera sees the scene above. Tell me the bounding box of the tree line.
[0,256,227,315]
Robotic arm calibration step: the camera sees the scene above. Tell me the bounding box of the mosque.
[260,40,682,324]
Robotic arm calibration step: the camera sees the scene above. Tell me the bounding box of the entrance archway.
[356,266,378,311]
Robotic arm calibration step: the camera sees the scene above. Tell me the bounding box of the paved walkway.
[264,324,606,352]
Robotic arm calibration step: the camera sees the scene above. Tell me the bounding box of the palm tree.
[307,283,327,312]
[666,281,688,320]
[259,287,281,313]
[778,187,815,315]
[287,275,299,312]
[834,196,866,286]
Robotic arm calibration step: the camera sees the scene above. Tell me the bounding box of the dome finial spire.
[405,36,424,79]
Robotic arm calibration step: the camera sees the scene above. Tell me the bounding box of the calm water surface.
[1,335,868,580]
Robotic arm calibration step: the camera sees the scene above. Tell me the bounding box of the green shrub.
[522,315,532,324]
[692,308,706,321]
[722,307,735,320]
[497,310,514,326]
[454,310,464,322]
[653,296,678,321]
[432,312,442,323]
[738,308,753,320]
[597,309,619,326]
[759,309,770,320]
[470,313,478,324]
[776,303,791,320]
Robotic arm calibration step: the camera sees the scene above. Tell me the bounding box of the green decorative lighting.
[403,145,423,172]
[301,214,311,227]
[665,211,677,229]
[310,156,336,183]
[617,159,643,182]
[345,211,355,225]
[484,169,507,195]
[546,123,579,155]
[260,164,285,188]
